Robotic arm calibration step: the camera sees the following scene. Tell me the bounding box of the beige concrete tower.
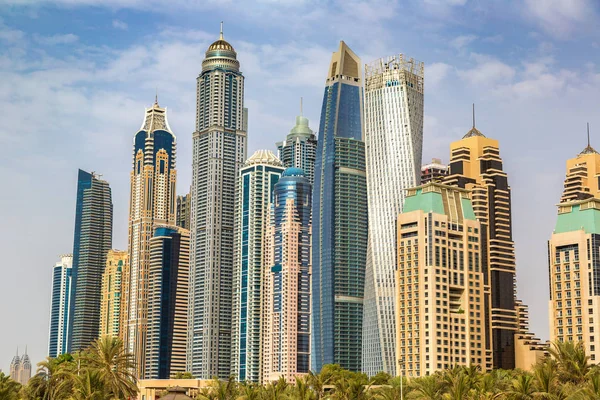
[124,99,177,378]
[549,135,600,362]
[444,120,516,370]
[396,182,485,377]
[99,250,128,338]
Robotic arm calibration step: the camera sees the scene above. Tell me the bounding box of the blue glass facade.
[312,43,367,373]
[48,258,72,358]
[68,169,113,353]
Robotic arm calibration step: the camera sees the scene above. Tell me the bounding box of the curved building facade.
[362,55,424,375]
[231,150,284,383]
[312,41,368,373]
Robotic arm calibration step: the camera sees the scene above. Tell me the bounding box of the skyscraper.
[124,99,177,378]
[263,168,312,383]
[396,182,484,377]
[443,118,516,370]
[362,54,424,375]
[145,226,190,379]
[176,194,191,230]
[189,25,247,379]
[548,136,600,362]
[312,41,368,373]
[48,254,73,358]
[68,169,113,352]
[231,150,284,383]
[99,250,128,338]
[10,349,31,386]
[276,110,317,184]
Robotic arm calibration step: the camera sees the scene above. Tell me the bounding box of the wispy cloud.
[450,34,477,49]
[33,33,78,45]
[523,0,598,39]
[112,19,128,30]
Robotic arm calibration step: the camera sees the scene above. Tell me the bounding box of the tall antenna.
[220,21,224,39]
[300,97,303,116]
[472,103,476,128]
[588,122,591,148]
[155,88,158,105]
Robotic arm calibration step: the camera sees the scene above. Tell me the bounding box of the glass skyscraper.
[276,114,317,184]
[68,169,113,352]
[312,41,368,373]
[145,226,190,379]
[262,168,312,383]
[231,150,284,383]
[124,99,177,378]
[189,27,247,379]
[362,55,424,375]
[48,254,73,358]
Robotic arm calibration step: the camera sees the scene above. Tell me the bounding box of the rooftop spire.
[580,122,598,155]
[220,21,223,40]
[154,88,158,106]
[300,97,303,116]
[462,103,485,139]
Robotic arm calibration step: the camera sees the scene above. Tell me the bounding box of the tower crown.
[202,22,239,72]
[244,149,282,167]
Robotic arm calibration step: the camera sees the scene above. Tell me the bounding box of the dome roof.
[289,116,314,138]
[207,39,235,53]
[245,150,283,167]
[283,167,305,177]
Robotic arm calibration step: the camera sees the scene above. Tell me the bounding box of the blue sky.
[1,0,600,373]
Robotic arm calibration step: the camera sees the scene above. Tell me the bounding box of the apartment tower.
[124,99,177,377]
[68,169,113,352]
[48,254,73,358]
[421,158,449,184]
[396,182,484,376]
[176,194,191,230]
[231,150,284,383]
[276,111,317,184]
[189,25,247,378]
[548,136,600,362]
[311,41,368,373]
[99,250,128,338]
[443,119,516,370]
[362,54,424,375]
[145,226,190,379]
[263,168,312,383]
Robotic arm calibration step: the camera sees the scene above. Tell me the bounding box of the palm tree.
[32,355,75,400]
[571,370,600,400]
[548,340,590,385]
[0,372,21,400]
[407,374,443,399]
[308,370,330,400]
[505,373,535,400]
[291,376,316,400]
[442,367,474,400]
[237,381,261,400]
[81,335,137,399]
[69,369,111,400]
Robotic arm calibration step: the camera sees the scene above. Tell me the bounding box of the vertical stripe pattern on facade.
[189,32,247,379]
[362,55,424,376]
[68,169,113,353]
[48,254,73,358]
[312,41,368,373]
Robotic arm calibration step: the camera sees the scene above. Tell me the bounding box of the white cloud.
[523,0,597,39]
[457,53,515,86]
[112,19,128,30]
[34,33,78,45]
[423,0,467,5]
[0,19,25,42]
[450,34,477,49]
[427,62,452,89]
[482,34,503,44]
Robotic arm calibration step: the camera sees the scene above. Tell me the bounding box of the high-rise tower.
[362,54,424,375]
[68,169,113,352]
[263,168,312,383]
[145,226,190,379]
[48,254,73,358]
[189,24,247,379]
[124,99,177,378]
[443,117,516,370]
[312,41,368,373]
[396,182,484,377]
[99,250,128,338]
[276,109,317,184]
[176,194,191,230]
[548,134,600,362]
[231,150,284,383]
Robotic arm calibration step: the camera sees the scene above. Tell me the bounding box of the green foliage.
[19,335,136,400]
[18,340,600,400]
